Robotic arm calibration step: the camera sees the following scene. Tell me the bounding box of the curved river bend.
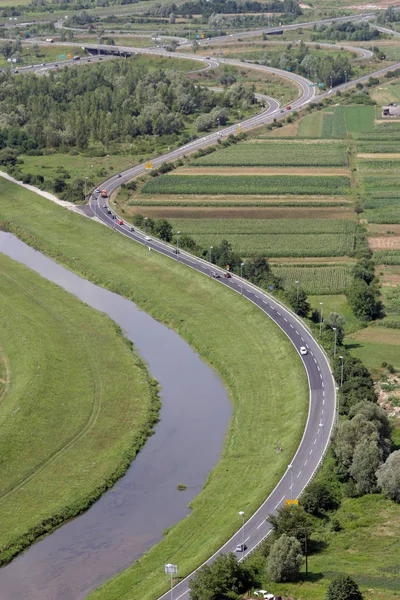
[0,232,231,600]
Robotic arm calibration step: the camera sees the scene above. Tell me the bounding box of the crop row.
[356,141,400,153]
[365,208,400,224]
[172,232,355,257]
[271,265,353,294]
[130,200,348,208]
[167,218,356,235]
[141,175,351,196]
[372,251,400,265]
[364,197,400,209]
[358,160,400,172]
[193,142,348,167]
[321,107,347,139]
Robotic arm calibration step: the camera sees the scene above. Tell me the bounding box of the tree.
[245,255,278,289]
[346,279,382,321]
[268,505,312,548]
[300,481,339,515]
[267,534,303,583]
[350,437,382,495]
[189,553,255,600]
[285,287,310,317]
[324,312,346,345]
[352,258,375,285]
[154,219,173,242]
[377,450,400,502]
[192,40,200,53]
[326,574,363,600]
[169,12,176,24]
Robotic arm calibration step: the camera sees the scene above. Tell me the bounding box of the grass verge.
[0,251,157,565]
[0,177,308,600]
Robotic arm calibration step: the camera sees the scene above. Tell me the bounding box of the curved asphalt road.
[89,196,336,600]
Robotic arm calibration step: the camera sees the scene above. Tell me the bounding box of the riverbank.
[0,176,308,600]
[0,250,158,567]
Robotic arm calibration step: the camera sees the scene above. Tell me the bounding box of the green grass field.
[193,141,348,167]
[0,177,308,600]
[264,493,400,600]
[298,105,375,138]
[0,252,155,565]
[141,175,351,196]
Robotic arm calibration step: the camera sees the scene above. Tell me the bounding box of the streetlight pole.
[85,176,88,199]
[319,302,323,337]
[295,280,299,301]
[144,216,148,235]
[288,463,293,499]
[176,230,180,259]
[330,74,333,89]
[154,134,158,155]
[240,262,244,295]
[209,245,213,276]
[332,326,337,357]
[106,154,110,173]
[339,355,344,387]
[130,143,133,164]
[239,511,245,551]
[344,70,347,83]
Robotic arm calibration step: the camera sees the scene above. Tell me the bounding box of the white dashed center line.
[275,495,285,510]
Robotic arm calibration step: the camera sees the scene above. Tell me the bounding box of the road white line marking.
[245,536,250,543]
[274,495,285,510]
[314,439,317,445]
[322,381,324,387]
[295,330,299,335]
[263,300,267,304]
[323,398,325,405]
[297,470,302,478]
[322,390,325,397]
[309,448,313,455]
[322,409,324,415]
[254,295,259,299]
[306,344,309,349]
[257,520,265,530]
[284,317,288,322]
[317,365,320,371]
[290,323,294,329]
[277,311,281,316]
[301,337,304,342]
[304,459,308,466]
[320,373,323,379]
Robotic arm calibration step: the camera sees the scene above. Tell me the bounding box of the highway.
[89,195,336,600]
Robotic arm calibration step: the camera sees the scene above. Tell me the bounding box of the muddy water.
[0,232,231,600]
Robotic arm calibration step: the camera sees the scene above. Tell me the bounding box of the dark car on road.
[224,272,232,278]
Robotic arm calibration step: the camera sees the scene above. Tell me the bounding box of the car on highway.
[286,105,291,110]
[118,220,124,225]
[212,272,221,278]
[107,209,112,214]
[145,235,151,241]
[95,188,100,194]
[172,248,180,254]
[300,346,308,355]
[116,173,121,178]
[41,63,45,66]
[235,543,247,552]
[224,272,232,278]
[102,204,107,208]
[112,214,117,219]
[129,226,134,232]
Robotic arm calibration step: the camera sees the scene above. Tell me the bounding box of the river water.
[0,232,232,600]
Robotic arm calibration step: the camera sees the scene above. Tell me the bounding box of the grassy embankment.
[0,250,157,565]
[0,177,308,599]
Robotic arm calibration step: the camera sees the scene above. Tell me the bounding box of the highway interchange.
[3,11,396,596]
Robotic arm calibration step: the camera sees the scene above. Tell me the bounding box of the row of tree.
[1,0,138,18]
[311,21,381,42]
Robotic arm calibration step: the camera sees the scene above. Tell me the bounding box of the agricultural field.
[166,217,356,257]
[193,141,348,167]
[271,264,353,294]
[141,175,351,196]
[297,105,375,138]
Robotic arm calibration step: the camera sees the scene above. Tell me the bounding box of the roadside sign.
[67,54,72,59]
[145,161,153,170]
[196,34,200,39]
[164,563,178,575]
[318,83,325,88]
[309,83,315,87]
[226,264,230,270]
[285,499,299,507]
[60,54,67,59]
[236,125,242,133]
[200,33,205,39]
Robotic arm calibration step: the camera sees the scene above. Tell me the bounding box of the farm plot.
[271,264,353,294]
[192,142,348,167]
[321,106,347,139]
[356,140,400,153]
[167,218,356,257]
[141,175,351,196]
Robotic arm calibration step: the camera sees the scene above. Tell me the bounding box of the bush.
[326,574,363,600]
[300,481,339,515]
[267,534,303,583]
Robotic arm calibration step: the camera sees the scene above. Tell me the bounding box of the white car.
[145,236,152,241]
[254,591,275,599]
[300,346,308,355]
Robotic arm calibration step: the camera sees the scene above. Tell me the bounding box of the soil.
[358,153,400,159]
[368,224,400,235]
[375,375,400,421]
[369,237,400,249]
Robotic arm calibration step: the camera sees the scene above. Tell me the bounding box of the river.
[0,231,231,600]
